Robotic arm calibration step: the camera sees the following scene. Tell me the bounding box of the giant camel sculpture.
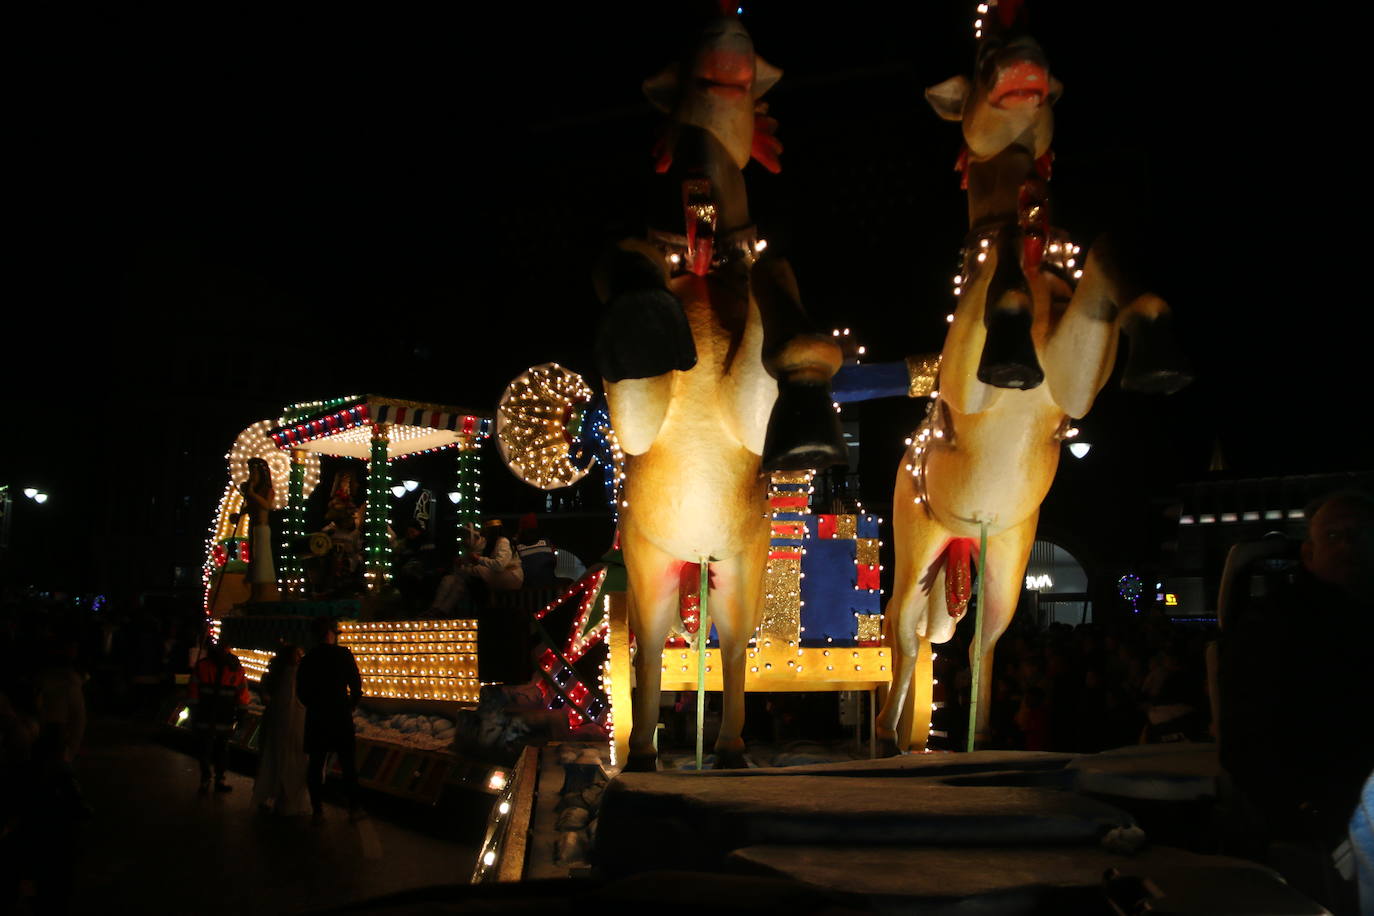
[595,9,844,770]
[877,3,1190,752]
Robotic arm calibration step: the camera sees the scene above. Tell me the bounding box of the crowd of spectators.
[931,610,1213,754]
[0,590,122,913]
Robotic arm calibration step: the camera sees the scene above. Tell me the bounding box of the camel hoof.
[875,737,904,758]
[622,752,659,773]
[1121,314,1192,395]
[711,747,750,770]
[761,377,847,471]
[978,309,1043,390]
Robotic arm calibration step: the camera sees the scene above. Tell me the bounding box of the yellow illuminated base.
[237,648,275,683]
[658,644,890,692]
[233,618,483,704]
[340,619,481,703]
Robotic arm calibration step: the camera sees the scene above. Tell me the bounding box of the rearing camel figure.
[876,3,1189,752]
[595,10,844,771]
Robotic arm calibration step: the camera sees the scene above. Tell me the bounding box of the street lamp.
[1062,425,1090,459]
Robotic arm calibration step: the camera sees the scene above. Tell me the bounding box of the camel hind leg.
[893,633,935,753]
[876,492,951,752]
[621,529,684,770]
[969,512,1038,747]
[704,521,769,768]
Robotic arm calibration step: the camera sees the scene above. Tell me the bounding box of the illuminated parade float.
[163,4,1354,909]
[184,396,506,801]
[464,9,1315,910]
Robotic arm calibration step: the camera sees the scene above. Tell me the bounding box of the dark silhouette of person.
[1219,489,1374,908]
[296,617,362,824]
[188,639,249,794]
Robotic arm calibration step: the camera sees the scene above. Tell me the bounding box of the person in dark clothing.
[296,617,363,824]
[514,515,557,591]
[393,520,438,608]
[188,640,250,794]
[1219,489,1374,910]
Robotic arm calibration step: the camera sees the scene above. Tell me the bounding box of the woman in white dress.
[243,457,280,602]
[252,645,310,816]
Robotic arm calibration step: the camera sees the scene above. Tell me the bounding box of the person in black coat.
[1219,490,1374,911]
[296,617,362,824]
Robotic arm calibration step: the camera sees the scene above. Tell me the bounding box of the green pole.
[696,557,710,771]
[365,427,392,591]
[967,520,989,753]
[283,454,306,596]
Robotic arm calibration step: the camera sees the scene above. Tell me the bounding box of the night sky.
[4,3,1355,594]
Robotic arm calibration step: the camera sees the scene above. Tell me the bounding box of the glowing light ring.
[496,363,595,490]
[202,420,322,613]
[229,420,320,510]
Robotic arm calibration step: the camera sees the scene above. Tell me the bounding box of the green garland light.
[365,431,393,589]
[280,458,308,596]
[280,395,361,427]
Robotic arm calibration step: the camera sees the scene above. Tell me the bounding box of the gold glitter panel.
[770,471,814,486]
[760,557,801,643]
[906,353,941,398]
[855,614,882,643]
[834,514,857,540]
[855,537,879,567]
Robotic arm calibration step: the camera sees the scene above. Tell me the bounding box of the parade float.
[462,2,1214,893]
[488,13,916,776]
[487,0,1193,781]
[176,395,512,802]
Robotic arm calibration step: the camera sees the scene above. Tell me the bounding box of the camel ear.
[754,54,782,98]
[925,75,970,121]
[643,63,680,112]
[1048,75,1064,105]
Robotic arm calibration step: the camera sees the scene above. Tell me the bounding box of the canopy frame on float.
[266,395,494,595]
[207,395,493,611]
[267,395,491,460]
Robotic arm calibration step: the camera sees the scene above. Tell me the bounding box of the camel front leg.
[605,377,675,456]
[621,531,683,771]
[939,256,1002,416]
[1044,242,1189,417]
[750,257,846,470]
[969,512,1038,748]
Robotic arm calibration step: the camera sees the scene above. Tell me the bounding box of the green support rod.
[967,520,989,753]
[696,557,710,772]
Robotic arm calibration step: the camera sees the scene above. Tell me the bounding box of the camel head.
[925,0,1061,162]
[643,6,782,170]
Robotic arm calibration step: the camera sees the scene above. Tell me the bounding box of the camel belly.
[921,400,1063,538]
[622,409,767,562]
[614,272,772,561]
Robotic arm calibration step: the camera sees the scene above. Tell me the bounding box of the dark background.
[3,2,1355,600]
